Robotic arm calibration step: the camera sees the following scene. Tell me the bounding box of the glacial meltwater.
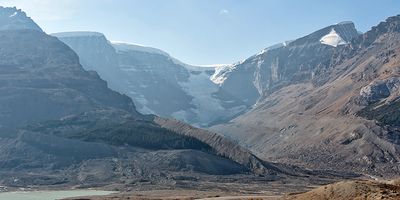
[0,190,114,200]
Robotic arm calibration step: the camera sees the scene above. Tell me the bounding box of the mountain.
[0,7,292,188]
[52,33,248,127]
[212,17,400,178]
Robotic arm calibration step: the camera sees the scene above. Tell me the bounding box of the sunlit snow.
[112,41,170,57]
[52,31,105,38]
[319,28,347,47]
[210,64,235,84]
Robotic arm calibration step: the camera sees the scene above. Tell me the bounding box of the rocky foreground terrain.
[63,179,400,200]
[284,179,400,200]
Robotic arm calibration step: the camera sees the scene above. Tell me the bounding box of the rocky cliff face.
[213,22,359,106]
[50,32,125,92]
[111,42,195,117]
[53,34,248,127]
[212,16,400,178]
[0,29,139,130]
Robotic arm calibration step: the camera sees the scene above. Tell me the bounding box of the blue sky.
[1,0,399,65]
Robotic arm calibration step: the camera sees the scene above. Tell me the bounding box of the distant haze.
[1,0,399,65]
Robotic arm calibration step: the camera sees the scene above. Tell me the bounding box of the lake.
[0,190,114,200]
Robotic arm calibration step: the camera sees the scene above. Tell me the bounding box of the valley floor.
[60,179,400,200]
[0,175,323,200]
[63,190,282,200]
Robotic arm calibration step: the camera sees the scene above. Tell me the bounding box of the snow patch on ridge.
[52,31,105,38]
[258,43,284,55]
[112,41,208,72]
[111,41,170,57]
[320,28,348,47]
[209,41,292,85]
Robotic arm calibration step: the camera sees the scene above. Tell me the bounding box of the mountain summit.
[319,22,358,47]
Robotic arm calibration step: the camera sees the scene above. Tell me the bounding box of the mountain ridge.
[212,15,400,178]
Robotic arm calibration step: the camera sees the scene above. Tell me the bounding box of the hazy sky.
[1,0,399,65]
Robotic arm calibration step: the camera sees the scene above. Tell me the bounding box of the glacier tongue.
[320,28,348,47]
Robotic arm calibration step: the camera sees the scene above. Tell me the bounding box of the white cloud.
[219,9,229,15]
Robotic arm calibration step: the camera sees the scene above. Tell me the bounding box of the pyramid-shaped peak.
[287,21,359,48]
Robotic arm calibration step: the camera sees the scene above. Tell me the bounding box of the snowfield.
[320,28,348,47]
